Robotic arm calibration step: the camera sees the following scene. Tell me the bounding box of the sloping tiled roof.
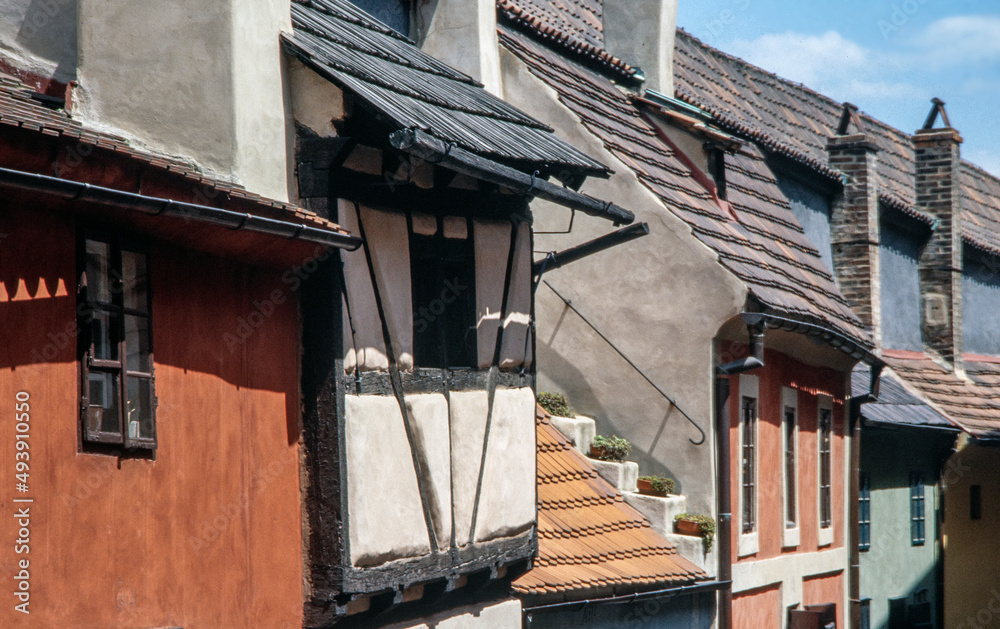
[851,364,956,430]
[497,0,637,80]
[500,27,872,347]
[881,350,1000,439]
[673,29,1000,256]
[512,407,706,601]
[283,0,609,176]
[0,74,345,232]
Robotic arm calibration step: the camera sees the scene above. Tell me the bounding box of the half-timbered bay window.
[818,402,833,538]
[79,233,155,451]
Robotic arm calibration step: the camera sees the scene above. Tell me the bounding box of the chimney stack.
[74,0,293,201]
[603,0,679,96]
[417,0,502,95]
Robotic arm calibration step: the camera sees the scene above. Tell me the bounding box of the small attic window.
[705,143,727,201]
[347,0,411,36]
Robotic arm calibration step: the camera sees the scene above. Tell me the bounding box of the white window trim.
[781,386,800,549]
[738,374,759,557]
[817,394,834,547]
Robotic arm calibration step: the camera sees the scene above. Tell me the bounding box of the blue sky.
[676,0,1000,175]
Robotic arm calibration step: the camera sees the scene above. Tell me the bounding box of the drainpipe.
[712,313,765,629]
[848,362,883,629]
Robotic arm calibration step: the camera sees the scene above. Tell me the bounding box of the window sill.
[818,525,833,547]
[738,531,758,557]
[782,526,800,549]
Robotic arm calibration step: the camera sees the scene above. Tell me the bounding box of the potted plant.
[589,435,632,462]
[637,475,675,497]
[674,513,716,552]
[537,392,574,417]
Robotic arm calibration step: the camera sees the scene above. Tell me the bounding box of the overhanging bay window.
[79,233,156,451]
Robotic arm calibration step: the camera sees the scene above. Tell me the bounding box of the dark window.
[78,234,156,451]
[819,407,832,529]
[860,599,871,629]
[971,485,982,520]
[888,597,907,629]
[910,472,926,545]
[859,473,871,551]
[706,145,727,200]
[742,395,757,534]
[347,0,411,36]
[784,405,797,528]
[410,218,476,369]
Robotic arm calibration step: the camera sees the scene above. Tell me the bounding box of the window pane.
[126,377,155,442]
[85,239,112,303]
[90,310,118,361]
[125,315,152,373]
[122,249,149,312]
[87,372,120,435]
[784,406,796,527]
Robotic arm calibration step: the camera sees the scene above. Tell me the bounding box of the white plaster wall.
[603,0,678,96]
[385,598,522,629]
[0,0,76,83]
[500,219,532,369]
[417,0,502,95]
[340,201,414,371]
[75,0,291,200]
[499,47,747,519]
[450,390,489,546]
[405,393,453,549]
[288,56,345,138]
[473,387,537,542]
[345,395,431,567]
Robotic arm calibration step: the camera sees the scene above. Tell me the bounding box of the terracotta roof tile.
[0,72,347,234]
[499,27,872,348]
[513,407,707,602]
[881,350,1000,438]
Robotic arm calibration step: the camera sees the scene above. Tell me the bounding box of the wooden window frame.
[910,472,925,546]
[77,230,157,453]
[859,472,871,552]
[737,374,759,557]
[817,396,834,546]
[781,386,800,548]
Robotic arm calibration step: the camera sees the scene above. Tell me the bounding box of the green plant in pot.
[637,475,675,497]
[537,392,574,417]
[674,513,716,552]
[589,435,631,462]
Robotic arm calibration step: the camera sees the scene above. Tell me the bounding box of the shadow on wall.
[14,0,78,81]
[536,334,683,494]
[525,591,715,629]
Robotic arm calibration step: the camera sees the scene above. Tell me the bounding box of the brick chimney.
[417,0,502,95]
[74,0,293,201]
[826,104,881,346]
[914,99,964,371]
[604,0,678,96]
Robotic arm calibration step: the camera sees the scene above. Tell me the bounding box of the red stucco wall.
[734,583,782,629]
[0,206,304,628]
[803,571,844,629]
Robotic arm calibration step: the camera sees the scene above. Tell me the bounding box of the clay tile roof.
[0,73,346,234]
[513,407,706,602]
[284,0,609,176]
[499,27,872,348]
[497,0,637,81]
[673,29,1000,256]
[881,350,1000,439]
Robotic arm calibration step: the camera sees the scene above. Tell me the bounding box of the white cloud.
[907,16,1000,68]
[725,30,923,104]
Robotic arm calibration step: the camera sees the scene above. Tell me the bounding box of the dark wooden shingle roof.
[284,0,609,176]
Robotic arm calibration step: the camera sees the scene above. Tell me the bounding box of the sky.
[676,0,1000,176]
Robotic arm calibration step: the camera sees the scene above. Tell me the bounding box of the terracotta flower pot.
[590,445,607,460]
[637,478,668,497]
[675,519,702,537]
